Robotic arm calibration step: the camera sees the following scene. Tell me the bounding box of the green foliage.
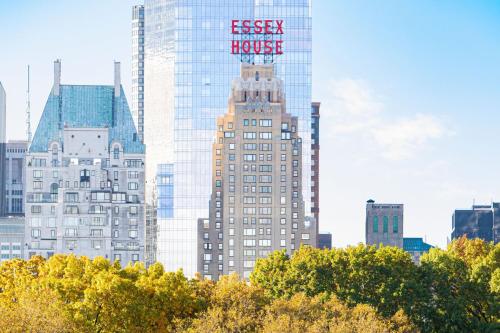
[0,237,497,332]
[252,238,499,333]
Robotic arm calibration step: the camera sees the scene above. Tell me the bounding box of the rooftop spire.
[53,59,61,96]
[114,61,121,97]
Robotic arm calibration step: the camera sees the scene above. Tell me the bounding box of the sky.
[1,1,500,248]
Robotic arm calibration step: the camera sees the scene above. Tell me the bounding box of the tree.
[188,274,268,333]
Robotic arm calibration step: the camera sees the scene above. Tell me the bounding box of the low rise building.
[318,232,332,249]
[0,217,24,262]
[403,237,433,263]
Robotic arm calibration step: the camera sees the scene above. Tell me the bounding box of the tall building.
[452,203,499,244]
[0,82,6,216]
[25,60,145,265]
[403,237,433,264]
[144,0,313,276]
[318,232,331,249]
[197,64,316,280]
[365,199,403,248]
[5,141,28,215]
[0,217,24,262]
[131,5,145,142]
[311,102,320,237]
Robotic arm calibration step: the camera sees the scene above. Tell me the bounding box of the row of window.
[372,216,399,233]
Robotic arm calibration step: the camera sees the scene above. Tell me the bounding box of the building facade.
[318,232,331,249]
[197,64,316,280]
[403,237,433,264]
[24,60,145,265]
[0,82,6,216]
[365,199,403,248]
[0,217,24,262]
[131,5,145,142]
[311,102,320,230]
[5,141,28,215]
[452,203,499,244]
[143,0,312,276]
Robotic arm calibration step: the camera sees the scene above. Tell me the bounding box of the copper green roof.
[30,85,144,154]
[403,237,433,252]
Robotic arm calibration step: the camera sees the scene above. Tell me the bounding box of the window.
[128,182,139,190]
[113,147,120,159]
[31,205,41,214]
[244,154,256,161]
[259,132,272,139]
[259,119,272,127]
[258,239,271,247]
[65,192,79,203]
[259,175,272,183]
[129,230,138,238]
[383,216,388,233]
[244,239,256,247]
[243,132,256,139]
[393,216,399,233]
[31,229,41,238]
[302,233,310,240]
[92,240,102,249]
[33,170,43,178]
[243,175,256,183]
[128,171,139,179]
[244,228,256,236]
[259,165,272,172]
[243,143,257,150]
[373,216,379,233]
[33,181,43,189]
[243,119,249,126]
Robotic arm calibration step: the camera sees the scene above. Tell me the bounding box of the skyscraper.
[144,0,312,276]
[365,199,403,248]
[25,60,145,264]
[198,64,316,280]
[0,82,6,216]
[311,102,320,234]
[131,5,145,142]
[5,141,28,215]
[452,203,499,243]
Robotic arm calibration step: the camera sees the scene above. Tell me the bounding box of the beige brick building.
[198,64,316,280]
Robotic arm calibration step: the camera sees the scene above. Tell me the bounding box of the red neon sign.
[230,19,284,57]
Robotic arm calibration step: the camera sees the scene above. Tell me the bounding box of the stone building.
[365,199,403,248]
[24,60,145,265]
[198,64,316,280]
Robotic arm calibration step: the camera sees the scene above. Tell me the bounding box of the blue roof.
[30,85,144,154]
[403,237,434,252]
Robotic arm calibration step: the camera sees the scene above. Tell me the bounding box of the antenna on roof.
[26,65,32,146]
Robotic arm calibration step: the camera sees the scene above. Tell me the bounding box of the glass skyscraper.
[143,0,312,277]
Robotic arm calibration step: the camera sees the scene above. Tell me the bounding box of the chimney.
[53,59,61,96]
[114,61,121,97]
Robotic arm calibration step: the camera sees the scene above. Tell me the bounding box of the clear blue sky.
[1,1,499,248]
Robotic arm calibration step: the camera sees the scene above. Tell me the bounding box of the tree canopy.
[0,236,497,332]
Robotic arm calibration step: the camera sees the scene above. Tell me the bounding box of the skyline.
[2,1,500,248]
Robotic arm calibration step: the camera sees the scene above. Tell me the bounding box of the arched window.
[383,216,389,233]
